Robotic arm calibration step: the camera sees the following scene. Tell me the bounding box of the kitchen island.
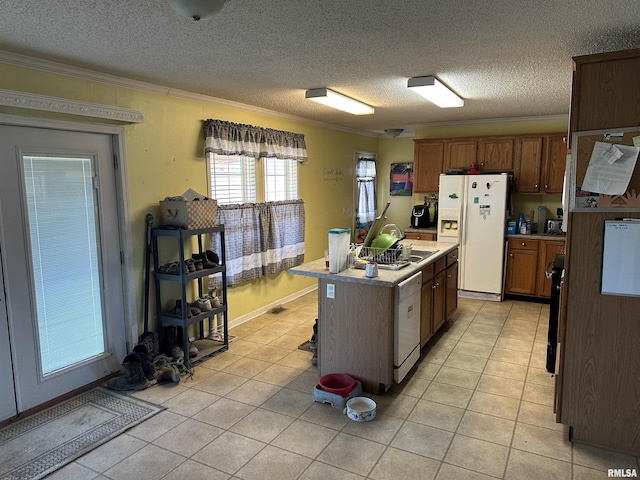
[290,240,459,394]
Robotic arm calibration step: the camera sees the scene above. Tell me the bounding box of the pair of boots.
[107,344,181,391]
[163,326,198,361]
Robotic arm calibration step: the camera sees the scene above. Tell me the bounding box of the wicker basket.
[159,199,217,229]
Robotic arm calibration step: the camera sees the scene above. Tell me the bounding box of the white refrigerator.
[437,173,509,301]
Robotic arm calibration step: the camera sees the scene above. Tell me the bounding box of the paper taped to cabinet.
[581,141,640,195]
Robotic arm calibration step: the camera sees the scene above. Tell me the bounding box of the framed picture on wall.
[390,162,413,196]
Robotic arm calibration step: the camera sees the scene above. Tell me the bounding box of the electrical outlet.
[327,283,335,299]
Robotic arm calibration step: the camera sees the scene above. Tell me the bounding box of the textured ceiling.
[1,0,639,136]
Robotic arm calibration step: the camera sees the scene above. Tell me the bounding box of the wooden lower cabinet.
[505,239,539,296]
[420,276,434,347]
[445,261,458,319]
[536,240,565,298]
[420,249,457,347]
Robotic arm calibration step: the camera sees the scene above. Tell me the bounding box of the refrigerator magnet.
[473,197,479,203]
[480,205,491,215]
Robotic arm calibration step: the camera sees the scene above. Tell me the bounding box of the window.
[208,154,297,204]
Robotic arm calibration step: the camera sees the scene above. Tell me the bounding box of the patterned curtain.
[355,157,376,243]
[210,200,305,288]
[203,119,307,162]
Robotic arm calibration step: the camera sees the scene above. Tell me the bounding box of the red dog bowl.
[318,373,356,397]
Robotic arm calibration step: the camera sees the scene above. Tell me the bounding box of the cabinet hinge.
[113,154,118,169]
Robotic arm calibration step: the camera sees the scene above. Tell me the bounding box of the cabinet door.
[444,140,477,171]
[420,279,434,347]
[514,137,543,193]
[542,135,567,193]
[414,141,444,192]
[505,248,539,295]
[405,232,435,241]
[432,270,446,332]
[445,262,458,320]
[477,137,514,171]
[536,240,565,298]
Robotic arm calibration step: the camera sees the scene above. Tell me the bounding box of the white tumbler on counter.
[328,228,351,273]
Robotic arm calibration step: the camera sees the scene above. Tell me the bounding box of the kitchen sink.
[408,249,438,263]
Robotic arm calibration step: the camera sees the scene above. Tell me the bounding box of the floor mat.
[0,386,164,480]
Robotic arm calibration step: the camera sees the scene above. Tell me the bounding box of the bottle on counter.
[517,212,525,234]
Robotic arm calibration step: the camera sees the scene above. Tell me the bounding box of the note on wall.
[582,142,640,195]
[601,220,640,297]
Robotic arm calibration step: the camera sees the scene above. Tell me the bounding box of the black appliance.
[411,198,438,229]
[546,253,564,374]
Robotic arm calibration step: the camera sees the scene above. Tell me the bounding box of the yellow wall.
[376,137,415,228]
[0,62,377,334]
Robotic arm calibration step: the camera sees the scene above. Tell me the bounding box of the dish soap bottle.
[517,212,525,234]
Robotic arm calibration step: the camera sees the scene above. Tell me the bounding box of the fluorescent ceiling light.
[407,76,464,108]
[305,88,374,115]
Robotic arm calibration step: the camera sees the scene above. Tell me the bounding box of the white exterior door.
[0,125,126,418]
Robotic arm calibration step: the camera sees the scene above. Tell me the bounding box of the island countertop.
[290,240,459,287]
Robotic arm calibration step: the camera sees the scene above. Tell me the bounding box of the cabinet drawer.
[508,238,539,251]
[421,263,435,282]
[405,232,435,241]
[447,248,459,265]
[435,256,446,273]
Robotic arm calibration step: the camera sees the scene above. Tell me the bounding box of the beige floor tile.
[224,379,281,406]
[369,447,440,480]
[260,387,313,417]
[153,418,223,457]
[317,432,386,476]
[285,370,320,393]
[342,412,403,445]
[299,402,350,430]
[179,364,217,385]
[126,411,187,442]
[573,465,610,480]
[269,334,310,350]
[272,419,338,457]
[192,397,254,429]
[435,463,497,480]
[236,445,311,480]
[457,410,515,446]
[467,391,520,420]
[298,461,365,480]
[512,423,572,462]
[412,360,442,381]
[408,399,464,432]
[230,408,294,442]
[459,331,498,347]
[517,400,564,432]
[529,352,547,370]
[499,327,536,341]
[222,356,272,378]
[268,320,298,333]
[242,329,285,345]
[422,381,474,408]
[368,392,419,419]
[489,347,531,366]
[465,322,502,336]
[191,431,265,474]
[277,350,314,370]
[494,336,533,353]
[289,324,315,338]
[504,449,571,480]
[129,383,188,404]
[161,388,220,417]
[192,371,248,396]
[444,434,509,477]
[483,360,528,381]
[227,339,263,356]
[160,459,229,480]
[252,364,304,386]
[504,318,538,332]
[476,374,524,399]
[391,375,431,398]
[245,344,291,363]
[103,444,185,480]
[76,433,147,472]
[572,443,640,471]
[433,366,481,389]
[200,351,243,370]
[228,323,260,337]
[451,341,493,359]
[522,382,554,406]
[243,315,276,329]
[390,421,453,460]
[444,352,487,373]
[526,366,555,387]
[472,314,507,327]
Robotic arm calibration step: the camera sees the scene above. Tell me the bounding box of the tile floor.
[46,293,640,480]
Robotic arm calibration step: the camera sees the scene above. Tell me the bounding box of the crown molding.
[0,88,144,123]
[0,50,377,137]
[411,113,569,130]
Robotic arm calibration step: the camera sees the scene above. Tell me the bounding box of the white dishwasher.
[394,271,422,383]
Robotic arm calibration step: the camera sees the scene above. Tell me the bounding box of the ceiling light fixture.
[305,88,374,115]
[407,76,464,108]
[384,129,404,138]
[168,0,229,21]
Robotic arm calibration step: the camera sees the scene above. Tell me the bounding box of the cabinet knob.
[510,253,513,257]
[545,184,548,189]
[447,274,452,278]
[521,242,525,246]
[534,184,538,188]
[416,235,421,239]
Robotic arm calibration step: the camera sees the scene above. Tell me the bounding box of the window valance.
[203,119,308,162]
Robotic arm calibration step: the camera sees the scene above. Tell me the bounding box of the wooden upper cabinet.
[573,53,640,132]
[514,137,543,193]
[414,140,444,192]
[477,137,514,171]
[542,134,567,193]
[444,140,477,171]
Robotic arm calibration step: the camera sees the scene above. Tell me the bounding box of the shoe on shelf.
[205,250,220,266]
[193,252,217,269]
[193,297,212,312]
